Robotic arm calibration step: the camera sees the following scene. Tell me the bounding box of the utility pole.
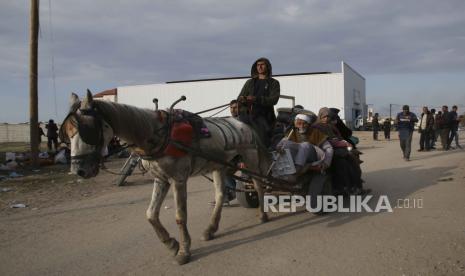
[29,0,39,168]
[389,104,392,119]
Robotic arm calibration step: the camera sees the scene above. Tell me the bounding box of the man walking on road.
[439,105,451,150]
[383,118,391,140]
[418,106,434,151]
[372,113,380,140]
[396,105,418,161]
[448,105,462,149]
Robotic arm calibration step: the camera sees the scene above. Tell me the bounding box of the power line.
[48,0,58,117]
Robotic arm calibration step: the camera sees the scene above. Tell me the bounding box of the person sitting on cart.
[276,114,333,182]
[313,108,366,195]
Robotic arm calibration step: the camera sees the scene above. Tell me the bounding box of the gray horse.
[60,91,270,265]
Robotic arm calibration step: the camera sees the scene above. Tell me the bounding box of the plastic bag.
[54,149,67,164]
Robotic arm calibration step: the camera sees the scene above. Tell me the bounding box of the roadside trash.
[5,152,16,162]
[38,152,49,159]
[32,169,41,173]
[54,149,67,164]
[9,172,23,178]
[164,206,171,210]
[438,177,454,182]
[10,203,28,208]
[5,160,18,170]
[1,187,13,192]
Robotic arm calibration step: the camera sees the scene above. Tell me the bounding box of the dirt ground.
[0,131,464,275]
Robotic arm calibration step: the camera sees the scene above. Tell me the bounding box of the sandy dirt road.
[1,131,464,275]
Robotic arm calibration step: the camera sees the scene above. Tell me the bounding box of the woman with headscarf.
[312,107,365,195]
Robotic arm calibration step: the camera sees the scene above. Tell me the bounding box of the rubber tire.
[307,173,333,215]
[236,181,259,208]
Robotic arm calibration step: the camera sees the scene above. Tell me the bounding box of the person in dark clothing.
[372,113,380,140]
[38,124,45,144]
[439,105,451,150]
[396,105,418,161]
[237,57,280,147]
[314,108,366,195]
[429,109,436,149]
[46,119,59,152]
[418,106,434,151]
[448,105,461,149]
[329,108,355,147]
[383,118,392,140]
[433,110,442,149]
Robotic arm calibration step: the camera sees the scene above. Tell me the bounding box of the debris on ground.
[438,177,454,182]
[38,152,49,159]
[10,203,28,208]
[54,149,67,164]
[9,172,23,178]
[1,187,13,192]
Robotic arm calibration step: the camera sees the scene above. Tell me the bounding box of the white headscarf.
[295,114,311,123]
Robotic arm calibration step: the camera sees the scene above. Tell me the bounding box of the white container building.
[114,61,366,128]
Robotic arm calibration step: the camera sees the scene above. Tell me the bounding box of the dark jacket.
[434,113,443,130]
[372,117,380,130]
[449,111,458,130]
[419,112,434,131]
[396,112,418,132]
[383,120,391,131]
[46,122,58,138]
[238,58,280,125]
[439,111,450,129]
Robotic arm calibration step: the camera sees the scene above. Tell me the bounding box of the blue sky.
[1,0,465,123]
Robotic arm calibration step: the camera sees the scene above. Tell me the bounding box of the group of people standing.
[38,119,59,152]
[372,105,462,161]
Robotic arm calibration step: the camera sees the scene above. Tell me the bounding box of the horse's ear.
[86,89,94,104]
[69,92,80,112]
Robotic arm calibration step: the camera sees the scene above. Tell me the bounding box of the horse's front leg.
[171,176,191,265]
[146,179,179,256]
[252,178,269,223]
[202,169,225,241]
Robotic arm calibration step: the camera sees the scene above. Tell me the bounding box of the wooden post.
[29,0,39,168]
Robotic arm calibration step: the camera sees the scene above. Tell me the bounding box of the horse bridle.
[60,107,106,166]
[142,109,172,159]
[60,106,176,165]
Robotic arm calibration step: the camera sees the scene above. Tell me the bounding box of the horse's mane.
[94,100,158,145]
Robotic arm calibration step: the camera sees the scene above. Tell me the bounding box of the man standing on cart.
[237,57,280,147]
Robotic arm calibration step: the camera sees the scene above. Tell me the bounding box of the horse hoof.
[175,253,191,265]
[201,231,214,241]
[166,238,179,257]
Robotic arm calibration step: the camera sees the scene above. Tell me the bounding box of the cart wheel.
[116,155,137,186]
[236,181,259,208]
[307,173,332,215]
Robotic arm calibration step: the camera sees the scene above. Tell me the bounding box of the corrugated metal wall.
[118,62,365,126]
